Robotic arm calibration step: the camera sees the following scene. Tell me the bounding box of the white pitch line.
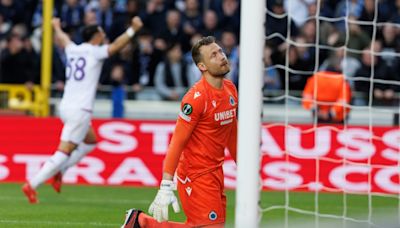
[0,219,119,227]
[0,196,151,205]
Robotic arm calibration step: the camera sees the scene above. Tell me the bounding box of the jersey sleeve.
[163,88,206,176]
[177,88,206,127]
[92,45,109,60]
[225,80,238,162]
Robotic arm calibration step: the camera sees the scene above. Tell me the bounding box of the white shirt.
[60,43,109,111]
[284,0,315,27]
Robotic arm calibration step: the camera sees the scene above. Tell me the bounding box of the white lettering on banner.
[140,124,175,155]
[0,155,9,180]
[286,128,330,158]
[98,122,137,154]
[214,109,236,121]
[263,161,303,190]
[108,158,157,185]
[381,129,400,162]
[223,160,237,188]
[329,166,370,192]
[63,156,105,184]
[261,128,284,158]
[375,167,400,193]
[336,128,375,160]
[13,155,49,180]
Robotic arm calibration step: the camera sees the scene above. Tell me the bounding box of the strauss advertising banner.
[0,117,399,195]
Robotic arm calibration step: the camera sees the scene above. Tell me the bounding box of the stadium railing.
[0,84,47,116]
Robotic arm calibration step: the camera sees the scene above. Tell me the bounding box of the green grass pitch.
[0,183,399,227]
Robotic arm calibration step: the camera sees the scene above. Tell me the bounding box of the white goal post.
[235,1,265,227]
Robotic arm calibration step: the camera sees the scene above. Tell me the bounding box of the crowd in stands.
[0,0,399,109]
[266,0,400,107]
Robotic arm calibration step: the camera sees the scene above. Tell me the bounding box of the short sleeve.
[178,88,205,127]
[91,45,109,60]
[65,43,77,54]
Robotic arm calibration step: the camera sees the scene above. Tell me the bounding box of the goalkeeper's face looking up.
[191,36,231,78]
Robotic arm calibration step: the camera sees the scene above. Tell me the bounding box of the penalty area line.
[0,219,119,227]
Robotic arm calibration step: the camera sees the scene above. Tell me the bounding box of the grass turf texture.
[0,183,398,227]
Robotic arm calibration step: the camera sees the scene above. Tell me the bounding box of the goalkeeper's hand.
[148,180,180,222]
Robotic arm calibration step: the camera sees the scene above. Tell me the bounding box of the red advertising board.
[0,117,399,194]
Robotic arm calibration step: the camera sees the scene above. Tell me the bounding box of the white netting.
[261,0,400,227]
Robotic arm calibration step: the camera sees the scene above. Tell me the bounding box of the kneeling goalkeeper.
[121,36,238,228]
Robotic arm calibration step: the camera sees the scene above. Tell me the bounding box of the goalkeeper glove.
[148,180,180,222]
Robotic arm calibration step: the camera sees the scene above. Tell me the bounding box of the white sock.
[61,143,96,174]
[29,151,69,189]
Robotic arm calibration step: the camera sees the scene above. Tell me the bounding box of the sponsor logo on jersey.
[229,95,235,106]
[208,211,218,221]
[214,108,236,122]
[194,91,201,99]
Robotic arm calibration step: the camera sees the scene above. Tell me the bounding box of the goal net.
[236,0,400,227]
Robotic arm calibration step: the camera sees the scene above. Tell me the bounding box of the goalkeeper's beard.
[209,68,230,78]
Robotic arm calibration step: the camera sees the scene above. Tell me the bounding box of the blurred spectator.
[354,42,395,105]
[0,35,38,88]
[284,0,315,27]
[60,0,84,33]
[0,14,11,48]
[156,9,190,52]
[220,30,239,84]
[295,34,316,72]
[110,64,126,118]
[379,23,400,68]
[328,15,370,59]
[320,48,360,89]
[319,0,337,18]
[391,0,400,23]
[263,45,281,92]
[0,0,25,25]
[140,0,168,37]
[335,0,364,31]
[265,0,298,47]
[130,29,162,91]
[183,32,201,84]
[181,0,202,37]
[114,0,128,14]
[200,9,222,40]
[92,0,114,39]
[154,43,191,100]
[72,9,98,43]
[111,0,141,41]
[359,0,390,38]
[31,0,44,29]
[52,43,66,95]
[302,64,352,124]
[213,0,240,37]
[274,44,313,93]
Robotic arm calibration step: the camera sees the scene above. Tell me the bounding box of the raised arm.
[108,16,143,56]
[52,18,72,49]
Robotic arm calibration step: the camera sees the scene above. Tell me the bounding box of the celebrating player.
[121,36,238,228]
[22,16,143,203]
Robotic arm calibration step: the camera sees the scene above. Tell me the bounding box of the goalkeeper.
[121,36,238,228]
